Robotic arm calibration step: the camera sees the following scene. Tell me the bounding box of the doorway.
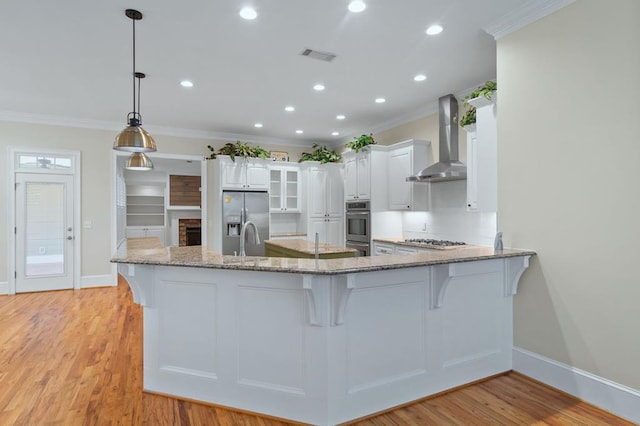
[8,148,81,294]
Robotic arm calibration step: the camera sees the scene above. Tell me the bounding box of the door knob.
[67,227,73,232]
[67,236,73,240]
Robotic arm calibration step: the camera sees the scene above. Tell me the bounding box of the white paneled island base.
[118,251,531,425]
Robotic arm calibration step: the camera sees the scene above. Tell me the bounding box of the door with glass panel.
[15,173,74,292]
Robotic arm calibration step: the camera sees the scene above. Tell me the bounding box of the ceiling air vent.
[300,48,337,62]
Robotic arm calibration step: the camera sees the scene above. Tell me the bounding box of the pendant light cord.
[132,17,136,118]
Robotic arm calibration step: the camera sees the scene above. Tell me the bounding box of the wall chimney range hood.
[407,94,467,183]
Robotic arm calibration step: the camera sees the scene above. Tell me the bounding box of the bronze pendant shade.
[124,152,154,171]
[113,9,157,153]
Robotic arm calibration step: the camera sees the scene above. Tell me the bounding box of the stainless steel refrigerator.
[222,191,269,256]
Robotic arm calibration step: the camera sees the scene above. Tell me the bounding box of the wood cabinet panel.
[170,175,201,206]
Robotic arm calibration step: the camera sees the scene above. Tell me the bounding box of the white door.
[15,173,75,292]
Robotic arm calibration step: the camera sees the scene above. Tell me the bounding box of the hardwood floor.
[0,277,633,426]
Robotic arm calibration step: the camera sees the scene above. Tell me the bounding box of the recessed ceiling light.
[180,80,194,88]
[332,131,340,136]
[285,106,295,112]
[414,74,427,82]
[336,114,346,120]
[296,129,304,134]
[313,83,325,91]
[375,97,386,104]
[426,24,443,35]
[254,123,263,128]
[239,7,258,20]
[348,1,367,13]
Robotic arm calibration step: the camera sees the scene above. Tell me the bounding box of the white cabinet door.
[126,227,146,238]
[245,160,269,190]
[388,146,412,210]
[344,155,358,200]
[466,99,497,212]
[269,166,300,212]
[220,159,245,189]
[325,217,344,246]
[373,242,395,255]
[307,167,328,217]
[356,153,370,199]
[325,167,344,217]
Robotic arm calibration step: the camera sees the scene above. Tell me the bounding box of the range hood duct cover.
[407,94,467,183]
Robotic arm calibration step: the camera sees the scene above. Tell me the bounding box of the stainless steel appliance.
[346,200,370,256]
[222,191,269,256]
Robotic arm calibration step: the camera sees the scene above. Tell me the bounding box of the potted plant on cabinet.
[345,133,376,153]
[298,144,341,163]
[460,80,497,133]
[206,141,270,161]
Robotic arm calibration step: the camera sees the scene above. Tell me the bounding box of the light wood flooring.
[0,276,634,425]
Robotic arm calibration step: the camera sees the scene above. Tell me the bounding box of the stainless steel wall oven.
[345,200,370,256]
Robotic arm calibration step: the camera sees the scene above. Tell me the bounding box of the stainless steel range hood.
[407,94,466,183]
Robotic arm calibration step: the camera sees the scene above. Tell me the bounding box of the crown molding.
[483,0,576,40]
[0,110,315,148]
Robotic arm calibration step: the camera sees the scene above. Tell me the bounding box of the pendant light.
[113,9,157,152]
[125,152,154,171]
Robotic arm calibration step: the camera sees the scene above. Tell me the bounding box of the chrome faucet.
[240,220,260,256]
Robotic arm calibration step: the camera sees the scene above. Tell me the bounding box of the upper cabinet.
[219,156,269,190]
[269,165,301,213]
[387,140,430,211]
[307,164,344,217]
[169,175,201,208]
[466,96,497,212]
[344,151,370,200]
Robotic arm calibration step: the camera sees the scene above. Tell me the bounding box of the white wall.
[498,0,640,390]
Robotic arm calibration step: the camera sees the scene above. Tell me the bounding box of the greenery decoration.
[345,134,376,153]
[207,141,270,161]
[460,81,497,128]
[299,144,341,163]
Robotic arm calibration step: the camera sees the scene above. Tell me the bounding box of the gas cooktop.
[403,238,467,247]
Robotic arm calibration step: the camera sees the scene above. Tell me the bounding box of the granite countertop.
[265,239,357,255]
[112,238,535,275]
[269,232,307,238]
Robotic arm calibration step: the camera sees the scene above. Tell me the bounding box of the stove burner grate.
[404,238,466,247]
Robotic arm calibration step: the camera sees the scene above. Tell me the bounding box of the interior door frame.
[7,146,82,295]
[109,151,208,286]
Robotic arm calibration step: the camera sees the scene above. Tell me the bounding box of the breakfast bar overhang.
[113,239,534,425]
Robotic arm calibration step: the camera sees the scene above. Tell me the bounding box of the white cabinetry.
[126,226,165,244]
[344,152,370,200]
[305,164,344,246]
[269,165,300,212]
[219,156,269,190]
[373,241,395,255]
[388,140,430,211]
[466,96,497,212]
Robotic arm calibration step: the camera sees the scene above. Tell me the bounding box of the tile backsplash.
[402,180,497,246]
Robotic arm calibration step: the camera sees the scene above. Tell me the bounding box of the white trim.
[81,274,115,288]
[0,281,8,295]
[513,347,640,424]
[0,110,314,148]
[7,146,81,294]
[483,0,576,40]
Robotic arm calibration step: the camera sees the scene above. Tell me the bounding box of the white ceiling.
[0,0,534,147]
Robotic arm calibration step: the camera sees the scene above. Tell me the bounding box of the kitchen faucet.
[240,220,260,256]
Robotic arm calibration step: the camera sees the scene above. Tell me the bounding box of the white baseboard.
[81,274,116,288]
[0,281,7,295]
[513,347,640,424]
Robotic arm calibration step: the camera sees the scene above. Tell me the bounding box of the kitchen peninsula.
[113,238,534,425]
